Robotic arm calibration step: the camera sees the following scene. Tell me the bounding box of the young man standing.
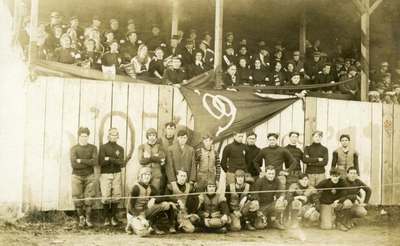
[331,134,359,177]
[70,127,98,228]
[221,132,248,185]
[284,131,304,185]
[226,169,259,231]
[99,128,126,226]
[126,167,176,236]
[138,128,166,193]
[252,165,287,230]
[253,133,297,186]
[245,132,260,180]
[195,134,221,192]
[315,168,349,231]
[166,130,196,193]
[303,131,328,187]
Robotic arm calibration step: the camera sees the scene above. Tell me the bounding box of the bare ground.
[1,206,399,246]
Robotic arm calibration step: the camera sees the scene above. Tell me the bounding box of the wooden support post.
[214,0,224,89]
[299,3,306,56]
[171,0,179,38]
[28,0,39,65]
[360,0,370,101]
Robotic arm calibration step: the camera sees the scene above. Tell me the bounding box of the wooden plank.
[41,77,64,210]
[79,79,113,208]
[304,97,317,146]
[392,105,400,205]
[382,104,393,205]
[324,99,343,176]
[370,103,382,205]
[278,104,293,147]
[23,77,47,211]
[316,98,329,147]
[111,81,129,205]
[125,84,145,199]
[266,114,280,136]
[157,85,173,133]
[172,87,188,128]
[254,121,268,148]
[142,84,159,142]
[58,79,80,210]
[292,100,305,149]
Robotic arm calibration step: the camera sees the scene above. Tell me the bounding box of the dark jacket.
[253,145,297,173]
[166,144,196,183]
[303,143,328,174]
[70,144,98,176]
[99,141,125,173]
[251,177,285,206]
[220,141,247,173]
[315,178,347,205]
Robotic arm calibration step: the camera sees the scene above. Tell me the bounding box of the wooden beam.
[299,3,306,56]
[28,0,39,65]
[171,0,179,38]
[369,0,383,14]
[360,0,370,101]
[214,0,224,89]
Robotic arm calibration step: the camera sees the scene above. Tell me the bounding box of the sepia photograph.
[0,0,399,245]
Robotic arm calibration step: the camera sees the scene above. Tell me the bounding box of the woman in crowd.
[131,44,151,76]
[149,47,167,80]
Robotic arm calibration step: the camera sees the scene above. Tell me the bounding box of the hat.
[258,40,266,47]
[225,44,234,50]
[127,19,135,25]
[171,34,179,40]
[267,133,279,139]
[185,39,194,46]
[293,51,300,56]
[126,31,137,37]
[78,127,90,136]
[381,61,389,67]
[234,169,246,177]
[313,51,321,57]
[226,31,233,36]
[50,11,60,18]
[110,19,118,24]
[289,131,300,137]
[151,23,160,29]
[146,128,157,138]
[200,40,209,47]
[190,29,197,34]
[203,31,211,36]
[324,62,332,67]
[349,65,358,72]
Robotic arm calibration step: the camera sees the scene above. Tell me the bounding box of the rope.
[71,182,400,202]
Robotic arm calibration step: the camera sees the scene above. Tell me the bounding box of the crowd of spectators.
[18,11,400,103]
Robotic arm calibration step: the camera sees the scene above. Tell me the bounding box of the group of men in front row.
[70,122,371,236]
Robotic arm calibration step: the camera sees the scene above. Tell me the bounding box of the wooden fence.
[20,77,399,211]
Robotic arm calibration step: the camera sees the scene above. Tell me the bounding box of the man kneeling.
[287,173,320,228]
[126,167,176,236]
[165,170,200,233]
[226,169,259,231]
[198,181,230,233]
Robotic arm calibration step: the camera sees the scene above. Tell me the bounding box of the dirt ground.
[1,206,399,246]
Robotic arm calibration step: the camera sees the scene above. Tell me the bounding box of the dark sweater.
[220,141,247,173]
[245,144,260,176]
[253,145,296,173]
[303,143,328,174]
[70,144,98,176]
[128,182,162,216]
[251,177,285,206]
[99,141,125,174]
[343,178,372,204]
[284,144,303,171]
[315,178,347,205]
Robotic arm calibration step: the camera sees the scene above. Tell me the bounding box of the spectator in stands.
[203,32,213,47]
[147,24,166,51]
[80,39,102,69]
[187,50,207,79]
[54,34,81,64]
[371,61,390,88]
[238,45,252,65]
[101,41,121,75]
[103,30,115,52]
[120,31,141,64]
[222,45,237,71]
[85,28,104,53]
[188,29,198,48]
[149,47,166,80]
[254,45,270,70]
[368,91,381,103]
[44,24,64,56]
[392,63,400,85]
[291,51,305,74]
[273,49,284,64]
[237,58,252,85]
[163,57,188,85]
[284,61,296,85]
[223,64,239,88]
[45,11,64,34]
[314,63,336,92]
[338,66,359,99]
[305,51,324,82]
[199,40,214,69]
[252,59,269,86]
[270,61,285,86]
[65,16,84,50]
[375,73,393,94]
[131,44,151,76]
[84,16,101,39]
[164,35,181,64]
[126,19,136,33]
[180,39,196,67]
[303,130,328,187]
[224,32,235,49]
[109,19,124,42]
[332,57,346,82]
